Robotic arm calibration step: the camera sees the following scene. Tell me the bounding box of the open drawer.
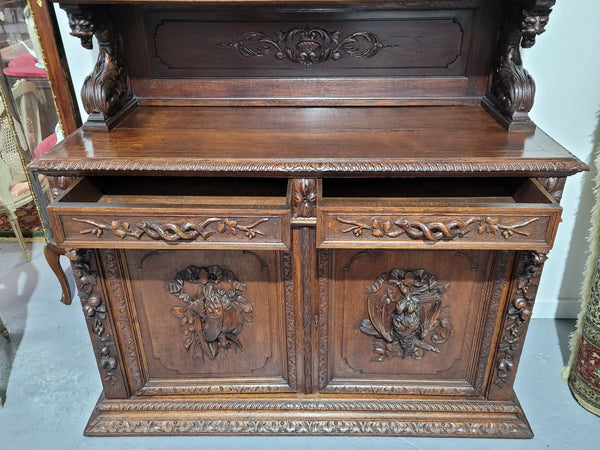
[48,177,290,250]
[317,178,561,250]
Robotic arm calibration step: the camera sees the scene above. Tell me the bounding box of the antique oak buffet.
[29,0,587,438]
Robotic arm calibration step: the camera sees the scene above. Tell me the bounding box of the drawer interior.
[58,176,289,208]
[322,177,555,207]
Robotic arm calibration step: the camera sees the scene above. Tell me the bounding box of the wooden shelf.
[30,105,587,177]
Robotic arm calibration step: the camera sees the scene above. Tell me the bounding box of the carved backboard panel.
[320,249,510,395]
[149,16,470,77]
[118,1,499,103]
[123,249,294,393]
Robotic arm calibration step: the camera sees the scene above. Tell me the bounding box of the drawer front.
[318,207,560,250]
[50,208,290,249]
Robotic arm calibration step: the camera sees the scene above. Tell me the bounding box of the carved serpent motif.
[337,216,539,240]
[73,217,269,241]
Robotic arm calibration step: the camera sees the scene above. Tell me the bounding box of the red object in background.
[34,132,57,158]
[3,52,47,78]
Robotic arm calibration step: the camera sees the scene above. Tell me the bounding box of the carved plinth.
[85,394,533,437]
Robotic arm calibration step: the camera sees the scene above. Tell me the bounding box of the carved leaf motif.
[292,179,318,218]
[223,28,387,66]
[494,251,547,386]
[68,249,119,386]
[360,269,452,361]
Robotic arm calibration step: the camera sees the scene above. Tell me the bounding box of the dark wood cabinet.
[30,0,586,438]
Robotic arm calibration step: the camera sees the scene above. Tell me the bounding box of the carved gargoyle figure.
[521,10,549,48]
[360,268,452,361]
[66,11,95,49]
[166,265,253,361]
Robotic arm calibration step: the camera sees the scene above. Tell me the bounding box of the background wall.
[53,1,600,318]
[524,0,600,318]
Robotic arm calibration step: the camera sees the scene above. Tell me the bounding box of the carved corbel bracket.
[483,0,555,130]
[62,5,135,131]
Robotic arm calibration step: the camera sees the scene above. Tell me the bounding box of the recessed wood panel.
[152,17,467,77]
[321,248,503,395]
[118,3,499,103]
[123,249,294,393]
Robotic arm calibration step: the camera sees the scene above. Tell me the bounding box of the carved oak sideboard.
[30,0,587,438]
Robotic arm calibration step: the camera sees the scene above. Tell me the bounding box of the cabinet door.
[317,248,512,396]
[106,248,297,395]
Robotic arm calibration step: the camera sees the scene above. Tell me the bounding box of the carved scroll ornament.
[360,269,453,361]
[165,265,253,361]
[64,6,131,122]
[486,1,555,124]
[337,216,539,241]
[223,28,393,66]
[73,217,269,242]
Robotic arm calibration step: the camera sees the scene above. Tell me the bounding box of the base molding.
[85,393,533,438]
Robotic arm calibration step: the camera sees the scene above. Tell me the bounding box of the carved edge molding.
[283,253,297,390]
[492,250,547,390]
[318,250,330,389]
[336,216,539,241]
[62,5,132,129]
[139,383,293,396]
[474,251,511,392]
[88,396,532,436]
[86,417,531,436]
[32,158,589,176]
[292,179,318,218]
[95,397,522,413]
[485,0,555,127]
[222,28,391,66]
[72,217,270,242]
[322,383,470,396]
[67,248,127,396]
[100,249,145,392]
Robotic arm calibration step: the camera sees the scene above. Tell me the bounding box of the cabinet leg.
[44,243,72,305]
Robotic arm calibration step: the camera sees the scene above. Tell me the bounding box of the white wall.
[53,2,600,319]
[524,0,600,318]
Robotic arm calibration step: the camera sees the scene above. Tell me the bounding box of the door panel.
[319,248,510,396]
[122,248,295,394]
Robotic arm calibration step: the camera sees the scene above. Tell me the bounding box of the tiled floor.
[0,241,598,449]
